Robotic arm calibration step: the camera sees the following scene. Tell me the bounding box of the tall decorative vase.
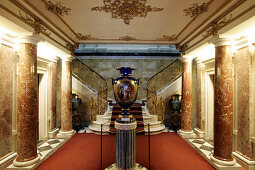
[112,67,139,169]
[112,67,139,116]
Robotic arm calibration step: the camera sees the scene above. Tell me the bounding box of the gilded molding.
[115,122,137,130]
[156,34,177,41]
[119,36,136,41]
[176,44,189,54]
[183,3,208,17]
[203,15,232,37]
[92,0,163,25]
[66,43,79,53]
[19,11,50,36]
[76,33,97,41]
[45,1,71,16]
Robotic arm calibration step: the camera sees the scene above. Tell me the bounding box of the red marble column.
[211,38,236,165]
[178,56,196,138]
[14,35,40,167]
[57,57,74,138]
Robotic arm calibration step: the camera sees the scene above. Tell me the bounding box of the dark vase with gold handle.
[112,67,139,116]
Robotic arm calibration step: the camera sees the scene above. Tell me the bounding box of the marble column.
[13,35,40,167]
[194,58,205,138]
[48,59,59,138]
[57,56,74,138]
[178,56,196,138]
[210,37,236,166]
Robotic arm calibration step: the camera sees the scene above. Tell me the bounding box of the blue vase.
[112,67,139,116]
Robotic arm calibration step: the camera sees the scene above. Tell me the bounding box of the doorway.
[38,71,48,140]
[205,72,214,141]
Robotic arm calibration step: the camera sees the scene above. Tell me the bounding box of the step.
[112,110,143,115]
[111,115,143,121]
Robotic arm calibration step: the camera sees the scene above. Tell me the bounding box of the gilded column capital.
[212,36,232,47]
[179,55,193,63]
[18,35,40,45]
[61,55,75,62]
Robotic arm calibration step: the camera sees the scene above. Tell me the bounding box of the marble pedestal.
[57,130,75,138]
[178,129,196,138]
[210,154,242,170]
[8,155,41,170]
[115,117,137,169]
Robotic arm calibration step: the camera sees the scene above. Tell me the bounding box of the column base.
[57,129,75,138]
[8,154,41,170]
[48,128,59,138]
[194,127,205,138]
[177,129,196,138]
[210,154,242,169]
[233,152,255,170]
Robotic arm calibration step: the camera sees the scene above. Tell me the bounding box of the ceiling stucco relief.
[203,14,232,37]
[119,36,136,41]
[76,33,98,41]
[183,3,208,17]
[91,0,163,25]
[19,10,51,36]
[44,0,71,16]
[66,43,79,54]
[156,35,177,41]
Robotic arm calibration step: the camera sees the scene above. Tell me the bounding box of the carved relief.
[203,15,232,37]
[176,44,189,54]
[119,36,136,41]
[183,3,208,17]
[76,33,97,41]
[92,0,163,25]
[19,11,50,35]
[45,1,71,16]
[156,34,177,41]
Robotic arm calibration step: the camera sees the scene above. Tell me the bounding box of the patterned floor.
[187,138,214,160]
[37,138,67,160]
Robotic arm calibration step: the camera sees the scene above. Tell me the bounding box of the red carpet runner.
[37,133,215,170]
[110,103,144,133]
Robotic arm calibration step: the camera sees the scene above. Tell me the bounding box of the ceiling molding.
[156,35,177,41]
[91,0,163,25]
[76,33,98,41]
[119,36,136,41]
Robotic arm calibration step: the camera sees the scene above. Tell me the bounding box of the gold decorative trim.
[115,122,137,130]
[119,36,136,41]
[203,15,232,37]
[184,3,208,17]
[19,10,50,36]
[45,1,71,16]
[92,0,163,25]
[76,33,98,41]
[156,35,177,41]
[176,44,189,54]
[66,43,79,54]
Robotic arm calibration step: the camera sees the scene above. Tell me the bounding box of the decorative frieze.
[156,34,177,41]
[119,36,136,41]
[76,33,97,41]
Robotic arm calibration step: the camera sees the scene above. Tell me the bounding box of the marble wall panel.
[0,44,13,159]
[80,59,174,100]
[236,46,253,159]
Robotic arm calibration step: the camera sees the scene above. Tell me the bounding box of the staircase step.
[111,115,143,121]
[113,104,142,111]
[112,110,142,115]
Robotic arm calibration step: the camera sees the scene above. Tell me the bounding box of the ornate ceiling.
[0,0,254,53]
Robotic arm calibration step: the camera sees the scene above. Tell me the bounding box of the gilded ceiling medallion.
[184,3,208,17]
[203,15,232,37]
[19,11,50,36]
[156,35,177,41]
[92,0,163,25]
[76,33,97,40]
[119,36,136,41]
[45,1,71,16]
